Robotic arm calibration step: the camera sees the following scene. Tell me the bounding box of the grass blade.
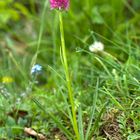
[85,78,99,140]
[88,102,107,140]
[60,89,74,127]
[32,98,74,140]
[95,57,112,77]
[103,87,125,110]
[78,106,84,140]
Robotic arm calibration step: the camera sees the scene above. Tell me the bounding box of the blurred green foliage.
[0,0,30,28]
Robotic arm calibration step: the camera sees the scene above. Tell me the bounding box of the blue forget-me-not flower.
[31,64,42,75]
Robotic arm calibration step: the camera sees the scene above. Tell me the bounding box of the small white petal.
[89,41,104,53]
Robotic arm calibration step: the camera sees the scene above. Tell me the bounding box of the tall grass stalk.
[31,0,48,67]
[59,12,80,140]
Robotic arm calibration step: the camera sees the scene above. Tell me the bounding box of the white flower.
[89,41,104,53]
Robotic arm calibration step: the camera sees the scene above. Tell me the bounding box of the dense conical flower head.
[50,0,69,10]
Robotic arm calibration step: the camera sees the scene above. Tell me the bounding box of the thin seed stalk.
[59,12,80,140]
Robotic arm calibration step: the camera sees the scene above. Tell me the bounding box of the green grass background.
[0,0,140,139]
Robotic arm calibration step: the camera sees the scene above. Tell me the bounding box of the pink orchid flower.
[50,0,69,10]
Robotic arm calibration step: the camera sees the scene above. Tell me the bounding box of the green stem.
[59,12,80,140]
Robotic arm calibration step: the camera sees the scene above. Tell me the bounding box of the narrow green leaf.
[78,106,84,140]
[85,78,99,140]
[103,87,124,110]
[32,98,74,140]
[88,102,107,140]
